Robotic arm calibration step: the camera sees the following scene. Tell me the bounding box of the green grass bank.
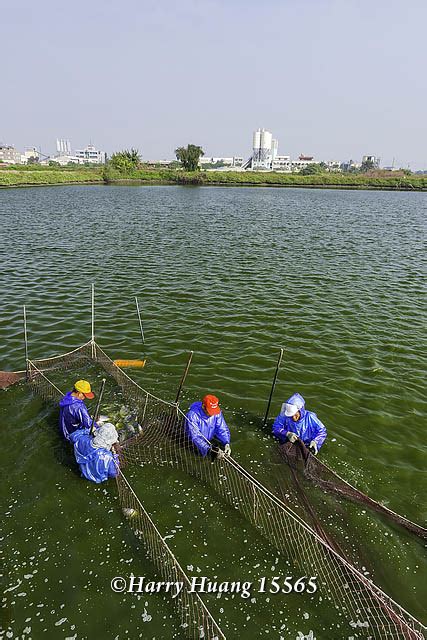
[0,167,104,187]
[1,165,426,190]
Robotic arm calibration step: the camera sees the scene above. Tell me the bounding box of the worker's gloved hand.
[308,440,318,455]
[286,431,298,444]
[224,444,232,456]
[210,446,225,462]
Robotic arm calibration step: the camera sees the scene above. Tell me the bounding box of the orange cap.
[202,394,221,416]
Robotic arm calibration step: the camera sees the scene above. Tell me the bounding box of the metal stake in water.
[90,378,106,436]
[175,351,194,405]
[135,296,145,346]
[23,305,29,380]
[263,347,284,427]
[91,283,95,359]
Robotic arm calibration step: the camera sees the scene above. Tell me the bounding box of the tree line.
[108,145,204,172]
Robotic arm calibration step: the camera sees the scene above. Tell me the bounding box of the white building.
[341,159,362,171]
[362,155,380,168]
[49,154,81,166]
[21,147,40,164]
[199,156,243,168]
[0,144,22,164]
[74,143,105,164]
[49,139,105,165]
[272,155,291,171]
[198,129,343,173]
[326,160,341,172]
[289,155,317,172]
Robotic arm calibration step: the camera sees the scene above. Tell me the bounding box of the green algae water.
[0,185,426,639]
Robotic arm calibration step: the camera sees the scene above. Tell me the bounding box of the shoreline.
[1,168,425,192]
[1,180,425,192]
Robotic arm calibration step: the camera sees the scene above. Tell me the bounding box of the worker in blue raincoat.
[69,422,120,483]
[185,394,231,460]
[59,379,95,440]
[272,393,327,455]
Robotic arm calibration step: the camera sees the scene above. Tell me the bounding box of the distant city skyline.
[0,133,416,171]
[2,0,426,170]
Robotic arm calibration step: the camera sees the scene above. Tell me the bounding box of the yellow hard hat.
[74,379,95,399]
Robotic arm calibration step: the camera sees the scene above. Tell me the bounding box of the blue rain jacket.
[59,392,93,440]
[69,428,119,483]
[185,401,230,457]
[272,393,327,450]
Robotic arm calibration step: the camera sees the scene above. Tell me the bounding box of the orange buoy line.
[113,359,146,368]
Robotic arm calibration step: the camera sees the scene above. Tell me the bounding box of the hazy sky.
[2,0,426,168]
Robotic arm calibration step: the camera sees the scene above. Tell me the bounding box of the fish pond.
[0,185,426,639]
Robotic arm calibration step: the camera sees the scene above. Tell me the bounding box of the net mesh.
[27,341,426,640]
[116,470,225,639]
[27,345,224,640]
[279,441,427,541]
[0,371,25,389]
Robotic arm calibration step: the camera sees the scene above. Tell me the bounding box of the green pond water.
[0,185,426,639]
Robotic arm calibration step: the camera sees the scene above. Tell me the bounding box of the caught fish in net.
[97,404,143,443]
[24,339,426,639]
[26,345,225,640]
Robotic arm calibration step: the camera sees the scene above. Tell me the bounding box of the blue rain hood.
[272,393,327,450]
[59,391,93,440]
[185,401,230,457]
[69,428,119,483]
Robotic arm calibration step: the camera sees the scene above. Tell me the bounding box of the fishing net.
[279,441,427,541]
[0,370,25,389]
[27,345,224,640]
[26,340,426,640]
[116,470,225,639]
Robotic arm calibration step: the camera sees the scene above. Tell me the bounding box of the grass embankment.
[0,167,103,187]
[1,165,426,190]
[104,168,427,190]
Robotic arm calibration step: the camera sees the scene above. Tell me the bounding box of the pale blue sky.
[2,0,426,168]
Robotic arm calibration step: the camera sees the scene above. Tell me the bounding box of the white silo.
[272,138,278,161]
[251,128,275,169]
[260,129,272,152]
[253,129,261,150]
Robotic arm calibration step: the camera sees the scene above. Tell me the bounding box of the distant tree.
[361,159,375,172]
[48,160,60,167]
[27,156,39,165]
[110,148,141,172]
[201,160,229,170]
[300,163,324,175]
[175,144,204,171]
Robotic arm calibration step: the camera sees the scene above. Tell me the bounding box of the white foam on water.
[54,617,67,626]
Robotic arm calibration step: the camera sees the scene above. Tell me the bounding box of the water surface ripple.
[0,185,426,638]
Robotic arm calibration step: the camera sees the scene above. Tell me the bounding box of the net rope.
[26,341,426,640]
[279,441,427,541]
[116,468,225,639]
[27,348,224,640]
